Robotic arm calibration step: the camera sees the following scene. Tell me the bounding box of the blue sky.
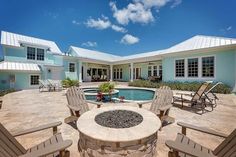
[0,0,236,56]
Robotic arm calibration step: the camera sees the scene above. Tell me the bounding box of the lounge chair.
[65,86,102,123]
[166,122,236,157]
[203,82,222,106]
[173,81,212,114]
[0,121,72,157]
[39,79,54,92]
[48,79,63,91]
[137,86,174,129]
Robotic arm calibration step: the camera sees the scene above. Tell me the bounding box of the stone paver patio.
[1,83,236,157]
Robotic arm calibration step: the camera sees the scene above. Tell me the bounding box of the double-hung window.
[37,48,45,61]
[27,47,36,60]
[69,63,75,72]
[175,59,185,77]
[30,75,40,85]
[153,66,157,76]
[202,56,214,77]
[159,65,162,76]
[188,58,198,77]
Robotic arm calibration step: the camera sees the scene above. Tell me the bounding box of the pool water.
[84,88,154,101]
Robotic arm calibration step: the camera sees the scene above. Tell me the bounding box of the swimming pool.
[84,88,154,101]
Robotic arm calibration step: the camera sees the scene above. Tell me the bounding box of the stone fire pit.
[77,106,161,157]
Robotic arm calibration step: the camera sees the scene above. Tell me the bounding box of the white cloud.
[72,20,80,25]
[120,34,140,45]
[82,41,98,47]
[111,25,127,33]
[135,0,171,8]
[227,26,232,31]
[170,0,182,8]
[85,16,111,30]
[110,2,154,25]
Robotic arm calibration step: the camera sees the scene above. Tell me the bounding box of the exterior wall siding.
[162,50,236,88]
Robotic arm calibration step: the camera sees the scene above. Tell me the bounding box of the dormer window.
[27,47,45,61]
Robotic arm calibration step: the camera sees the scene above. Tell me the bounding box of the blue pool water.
[84,88,154,101]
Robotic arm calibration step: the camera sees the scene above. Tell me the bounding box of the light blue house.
[1,31,236,91]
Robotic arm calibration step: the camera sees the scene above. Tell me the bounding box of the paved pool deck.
[0,82,236,157]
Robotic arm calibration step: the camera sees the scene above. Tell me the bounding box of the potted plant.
[98,82,115,101]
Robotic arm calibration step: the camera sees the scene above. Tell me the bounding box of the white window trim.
[148,64,161,77]
[174,55,216,80]
[68,62,76,72]
[29,74,41,87]
[113,68,123,80]
[26,46,45,62]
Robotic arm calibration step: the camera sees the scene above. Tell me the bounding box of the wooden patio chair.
[137,86,174,129]
[166,122,236,157]
[0,121,72,157]
[65,86,102,123]
[173,81,212,114]
[203,82,222,107]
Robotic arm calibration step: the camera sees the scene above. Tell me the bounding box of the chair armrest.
[159,104,172,111]
[19,140,72,157]
[176,93,193,97]
[177,122,228,138]
[137,100,152,108]
[12,121,62,137]
[165,140,215,157]
[86,100,102,108]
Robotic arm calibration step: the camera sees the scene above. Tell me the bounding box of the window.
[69,63,75,72]
[202,56,214,77]
[148,66,152,77]
[30,75,39,85]
[159,65,162,76]
[117,69,120,79]
[175,59,185,77]
[153,66,157,76]
[27,47,36,60]
[37,48,44,61]
[120,69,123,79]
[113,69,116,79]
[188,58,198,77]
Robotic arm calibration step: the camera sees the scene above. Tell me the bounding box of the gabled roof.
[0,61,41,72]
[70,46,123,62]
[69,35,236,63]
[1,31,62,54]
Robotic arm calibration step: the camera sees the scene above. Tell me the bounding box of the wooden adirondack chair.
[166,122,236,157]
[137,86,174,129]
[173,81,212,114]
[65,86,102,123]
[0,121,72,157]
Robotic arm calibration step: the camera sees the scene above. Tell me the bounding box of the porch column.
[110,65,113,82]
[130,62,134,82]
[79,61,83,83]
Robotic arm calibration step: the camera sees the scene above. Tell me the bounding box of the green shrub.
[0,89,16,97]
[98,82,115,93]
[128,80,231,94]
[62,78,79,88]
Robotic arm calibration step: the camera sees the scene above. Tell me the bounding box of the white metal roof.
[70,46,123,62]
[164,35,236,55]
[70,35,236,63]
[0,61,41,71]
[1,31,62,54]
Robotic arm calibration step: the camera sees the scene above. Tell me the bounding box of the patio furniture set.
[39,79,63,92]
[1,82,235,157]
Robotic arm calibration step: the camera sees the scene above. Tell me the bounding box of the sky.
[0,0,236,57]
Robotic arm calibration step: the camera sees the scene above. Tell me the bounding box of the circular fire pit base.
[77,106,161,157]
[78,132,157,157]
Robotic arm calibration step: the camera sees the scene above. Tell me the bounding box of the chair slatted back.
[0,123,26,157]
[192,81,212,101]
[150,86,173,114]
[66,86,89,115]
[213,129,236,157]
